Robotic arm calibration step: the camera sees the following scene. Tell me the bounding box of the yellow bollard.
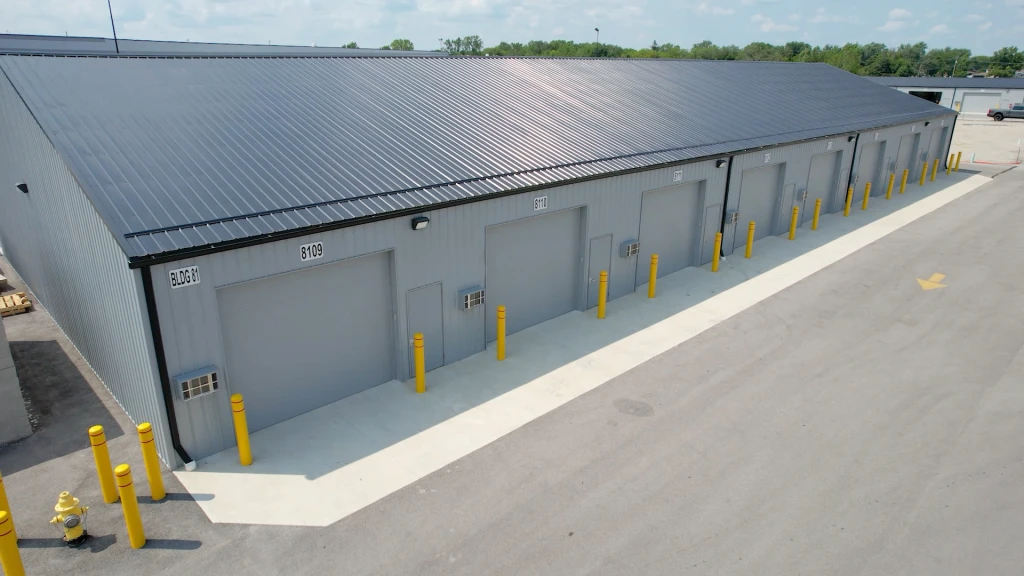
[861,182,871,211]
[496,306,506,361]
[114,465,146,549]
[788,206,799,240]
[947,154,954,175]
[0,469,14,542]
[811,198,822,231]
[647,254,658,299]
[0,511,24,576]
[745,221,755,258]
[930,158,938,182]
[886,172,895,199]
[711,233,722,272]
[900,169,909,194]
[920,162,927,186]
[413,333,426,393]
[597,271,608,319]
[137,423,165,502]
[230,394,253,466]
[843,187,853,217]
[955,151,962,171]
[88,425,118,504]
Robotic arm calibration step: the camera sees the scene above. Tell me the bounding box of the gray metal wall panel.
[638,181,703,280]
[803,152,840,224]
[722,135,857,255]
[848,117,957,202]
[858,142,885,197]
[217,251,394,433]
[152,159,727,459]
[586,235,613,309]
[0,73,171,464]
[895,133,920,179]
[485,208,582,339]
[738,164,784,241]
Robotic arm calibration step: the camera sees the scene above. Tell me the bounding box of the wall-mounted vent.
[175,366,219,401]
[725,210,739,224]
[620,239,640,258]
[458,286,484,310]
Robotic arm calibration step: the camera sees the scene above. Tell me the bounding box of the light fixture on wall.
[16,182,28,194]
[715,159,727,168]
[924,121,931,126]
[847,135,855,142]
[411,216,429,231]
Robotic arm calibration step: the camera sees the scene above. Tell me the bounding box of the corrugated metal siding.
[0,56,951,259]
[0,72,172,464]
[152,158,726,459]
[850,115,957,197]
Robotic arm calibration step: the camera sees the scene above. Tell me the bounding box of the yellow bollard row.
[886,172,895,200]
[89,425,118,504]
[812,198,821,231]
[788,206,799,240]
[711,233,722,272]
[137,423,165,501]
[745,221,755,258]
[496,305,506,361]
[861,182,871,211]
[597,271,608,319]
[844,187,853,216]
[231,394,253,466]
[647,254,658,299]
[900,169,909,194]
[0,469,14,542]
[115,465,145,549]
[0,511,24,576]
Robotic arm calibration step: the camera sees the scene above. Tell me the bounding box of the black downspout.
[947,115,958,170]
[846,134,861,199]
[141,266,193,467]
[718,156,735,257]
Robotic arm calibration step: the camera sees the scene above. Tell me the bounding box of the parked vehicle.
[988,105,1024,121]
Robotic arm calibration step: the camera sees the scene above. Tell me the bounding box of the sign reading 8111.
[169,265,200,289]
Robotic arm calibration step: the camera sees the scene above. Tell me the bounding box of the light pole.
[595,28,599,44]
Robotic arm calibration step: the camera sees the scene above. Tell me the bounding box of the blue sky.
[2,0,1022,54]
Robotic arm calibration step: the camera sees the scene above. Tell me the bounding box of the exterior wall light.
[924,121,931,126]
[16,182,28,194]
[411,216,429,231]
[847,135,856,142]
[715,159,727,168]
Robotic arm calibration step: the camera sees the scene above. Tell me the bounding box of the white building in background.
[867,76,1024,116]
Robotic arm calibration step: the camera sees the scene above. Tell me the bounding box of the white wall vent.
[175,366,219,402]
[620,239,640,258]
[458,286,484,310]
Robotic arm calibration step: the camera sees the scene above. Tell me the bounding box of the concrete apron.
[174,172,991,527]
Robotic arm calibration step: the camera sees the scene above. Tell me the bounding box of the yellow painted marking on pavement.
[916,272,946,291]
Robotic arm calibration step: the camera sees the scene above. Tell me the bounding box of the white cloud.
[751,13,798,32]
[888,8,912,18]
[788,13,801,21]
[694,2,735,15]
[809,7,857,24]
[978,20,993,30]
[929,23,949,33]
[552,26,564,36]
[878,20,908,31]
[965,13,985,20]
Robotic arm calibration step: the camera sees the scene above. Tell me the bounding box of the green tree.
[388,39,414,51]
[988,47,1024,77]
[343,42,358,49]
[443,36,484,55]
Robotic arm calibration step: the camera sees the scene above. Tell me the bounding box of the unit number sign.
[533,196,548,211]
[300,241,324,262]
[169,266,200,289]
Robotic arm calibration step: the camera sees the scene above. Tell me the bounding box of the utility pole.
[107,0,120,54]
[595,28,599,44]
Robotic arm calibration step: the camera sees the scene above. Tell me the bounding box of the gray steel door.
[895,133,920,176]
[928,127,950,165]
[700,204,722,265]
[856,142,884,199]
[586,235,612,309]
[802,152,838,225]
[960,92,1000,115]
[407,283,444,374]
[485,208,581,341]
[736,164,782,244]
[637,181,702,283]
[217,251,394,433]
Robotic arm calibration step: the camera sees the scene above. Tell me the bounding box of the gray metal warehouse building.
[0,55,956,467]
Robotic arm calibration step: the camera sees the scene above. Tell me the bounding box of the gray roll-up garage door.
[486,208,581,341]
[803,152,838,223]
[218,251,394,433]
[960,92,1001,115]
[856,142,884,198]
[637,181,702,283]
[736,164,782,243]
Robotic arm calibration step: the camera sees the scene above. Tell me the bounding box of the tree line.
[344,37,1024,78]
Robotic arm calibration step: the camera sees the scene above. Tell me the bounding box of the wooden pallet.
[0,292,32,317]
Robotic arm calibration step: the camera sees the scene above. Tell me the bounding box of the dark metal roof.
[0,33,438,58]
[866,76,1024,89]
[0,56,952,262]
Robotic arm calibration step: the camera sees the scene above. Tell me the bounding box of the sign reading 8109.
[169,265,200,289]
[300,241,324,262]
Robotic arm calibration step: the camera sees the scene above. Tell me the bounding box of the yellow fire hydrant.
[50,491,89,547]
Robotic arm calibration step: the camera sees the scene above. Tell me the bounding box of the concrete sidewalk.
[175,171,991,527]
